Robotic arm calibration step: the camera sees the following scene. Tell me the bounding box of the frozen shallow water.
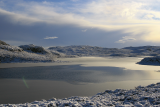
[0,57,160,104]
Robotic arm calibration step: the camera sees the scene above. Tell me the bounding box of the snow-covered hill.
[0,41,66,63]
[123,46,160,56]
[1,39,160,64]
[48,45,160,65]
[48,45,131,57]
[0,49,54,63]
[137,56,160,65]
[0,45,23,52]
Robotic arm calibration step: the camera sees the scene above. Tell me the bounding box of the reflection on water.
[0,57,160,104]
[59,57,160,71]
[0,65,150,84]
[1,79,160,104]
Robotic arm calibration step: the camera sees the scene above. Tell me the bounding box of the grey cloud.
[0,8,41,25]
[82,29,87,32]
[44,36,58,39]
[0,7,157,48]
[0,12,125,48]
[115,36,136,43]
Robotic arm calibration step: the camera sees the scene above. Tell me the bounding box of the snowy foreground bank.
[2,83,160,106]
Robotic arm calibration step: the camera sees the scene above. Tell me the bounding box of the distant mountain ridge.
[48,45,160,57]
[1,39,160,64]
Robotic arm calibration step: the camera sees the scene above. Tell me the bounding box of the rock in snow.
[2,83,160,106]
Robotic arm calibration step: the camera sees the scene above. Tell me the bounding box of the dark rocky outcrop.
[19,44,49,54]
[0,40,9,45]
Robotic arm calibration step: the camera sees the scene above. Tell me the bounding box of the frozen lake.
[0,57,160,104]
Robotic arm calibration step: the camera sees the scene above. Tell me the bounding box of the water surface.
[0,57,160,104]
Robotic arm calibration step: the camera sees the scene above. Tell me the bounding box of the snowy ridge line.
[1,42,160,63]
[48,45,160,57]
[48,45,132,57]
[2,83,160,106]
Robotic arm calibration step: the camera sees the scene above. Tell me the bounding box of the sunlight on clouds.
[120,24,160,43]
[0,8,41,25]
[80,0,142,20]
[1,0,160,42]
[142,26,160,42]
[22,4,92,26]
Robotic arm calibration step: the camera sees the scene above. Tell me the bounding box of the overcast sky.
[0,0,160,48]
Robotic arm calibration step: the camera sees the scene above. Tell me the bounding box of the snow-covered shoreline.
[1,82,160,107]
